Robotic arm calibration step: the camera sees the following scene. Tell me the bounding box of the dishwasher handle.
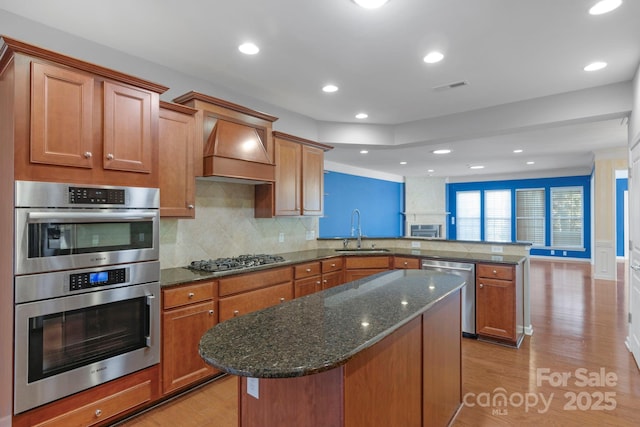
[422,263,474,273]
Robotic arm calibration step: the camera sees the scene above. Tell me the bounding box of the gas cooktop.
[187,254,286,272]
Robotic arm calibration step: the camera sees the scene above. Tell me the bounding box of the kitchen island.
[199,269,465,427]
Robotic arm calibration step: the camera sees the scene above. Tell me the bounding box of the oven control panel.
[68,186,126,205]
[70,268,127,291]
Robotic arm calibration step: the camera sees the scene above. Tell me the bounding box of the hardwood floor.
[117,260,640,426]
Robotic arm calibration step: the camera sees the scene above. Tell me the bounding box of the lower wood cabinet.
[476,263,524,347]
[161,281,218,395]
[343,256,390,282]
[12,366,160,427]
[294,262,322,298]
[321,257,344,289]
[218,267,293,322]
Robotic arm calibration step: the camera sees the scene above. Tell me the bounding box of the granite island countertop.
[161,248,526,288]
[198,269,465,378]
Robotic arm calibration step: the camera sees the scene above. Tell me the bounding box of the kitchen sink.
[334,248,390,254]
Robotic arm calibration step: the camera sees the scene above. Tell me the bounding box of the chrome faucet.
[350,209,362,249]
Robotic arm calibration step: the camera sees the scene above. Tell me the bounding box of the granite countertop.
[199,269,465,378]
[160,248,526,287]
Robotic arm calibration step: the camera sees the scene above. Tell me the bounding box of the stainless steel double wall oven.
[13,181,161,414]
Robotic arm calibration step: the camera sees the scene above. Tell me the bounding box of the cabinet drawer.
[163,281,216,309]
[294,262,321,279]
[219,267,293,296]
[344,256,390,270]
[219,282,293,322]
[477,264,514,281]
[392,257,420,269]
[321,257,343,273]
[33,381,152,427]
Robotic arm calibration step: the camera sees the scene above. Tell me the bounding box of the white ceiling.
[0,0,638,179]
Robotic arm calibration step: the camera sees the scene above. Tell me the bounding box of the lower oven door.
[14,282,160,414]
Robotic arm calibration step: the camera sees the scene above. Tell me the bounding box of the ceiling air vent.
[432,80,469,92]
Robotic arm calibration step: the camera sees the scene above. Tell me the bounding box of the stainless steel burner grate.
[187,254,286,272]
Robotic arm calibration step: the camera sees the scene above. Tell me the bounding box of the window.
[516,189,545,245]
[484,190,511,242]
[456,191,480,241]
[551,187,583,248]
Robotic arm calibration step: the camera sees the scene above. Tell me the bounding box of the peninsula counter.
[200,269,466,427]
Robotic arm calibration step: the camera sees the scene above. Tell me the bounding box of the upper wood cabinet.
[2,36,168,187]
[159,101,198,217]
[255,132,332,217]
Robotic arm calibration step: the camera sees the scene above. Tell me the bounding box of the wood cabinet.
[173,91,278,181]
[12,366,159,427]
[321,257,344,289]
[476,263,524,347]
[1,37,167,187]
[344,256,390,282]
[161,281,218,395]
[255,132,332,217]
[294,262,322,298]
[158,101,198,217]
[218,267,293,322]
[393,256,420,269]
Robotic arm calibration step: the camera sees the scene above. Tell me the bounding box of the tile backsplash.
[159,180,319,268]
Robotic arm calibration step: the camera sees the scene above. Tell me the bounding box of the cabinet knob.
[280,297,285,303]
[187,204,195,209]
[306,268,311,272]
[95,409,102,418]
[106,153,114,160]
[331,263,336,267]
[83,151,92,159]
[403,261,408,266]
[188,292,195,299]
[479,283,484,288]
[209,310,214,315]
[233,310,240,317]
[493,270,497,275]
[323,279,328,283]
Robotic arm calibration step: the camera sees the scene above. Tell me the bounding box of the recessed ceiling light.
[589,0,622,15]
[238,42,259,55]
[513,149,523,153]
[427,169,435,173]
[527,161,535,165]
[360,150,369,154]
[355,113,368,119]
[584,61,607,71]
[433,149,451,154]
[322,84,339,93]
[469,165,485,170]
[353,0,389,9]
[400,161,407,165]
[423,51,444,64]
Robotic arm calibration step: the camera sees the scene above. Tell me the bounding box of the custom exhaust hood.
[174,91,279,184]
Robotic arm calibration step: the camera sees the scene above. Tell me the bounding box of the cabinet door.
[103,81,153,173]
[302,144,324,216]
[274,138,301,216]
[162,300,217,394]
[322,270,343,290]
[30,61,95,168]
[295,276,321,298]
[476,277,515,340]
[159,105,196,217]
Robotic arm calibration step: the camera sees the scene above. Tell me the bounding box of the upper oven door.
[15,208,159,275]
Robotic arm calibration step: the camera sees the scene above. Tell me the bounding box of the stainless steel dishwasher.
[421,259,476,338]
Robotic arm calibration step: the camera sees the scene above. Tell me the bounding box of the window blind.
[516,188,545,245]
[484,189,511,242]
[551,186,583,248]
[456,191,481,241]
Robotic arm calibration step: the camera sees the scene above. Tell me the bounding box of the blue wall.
[447,175,592,259]
[616,178,628,257]
[320,171,404,238]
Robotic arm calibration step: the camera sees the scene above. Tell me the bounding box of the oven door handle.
[145,294,156,347]
[27,211,157,223]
